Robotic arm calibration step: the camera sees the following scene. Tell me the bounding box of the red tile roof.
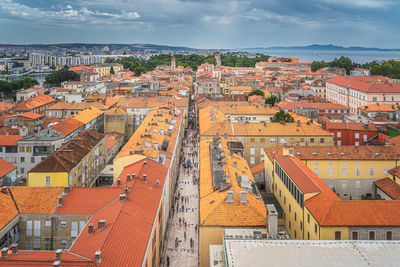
[0,102,15,112]
[0,188,19,231]
[15,95,56,111]
[327,75,400,93]
[52,117,84,136]
[250,162,265,175]
[0,135,23,146]
[5,112,43,120]
[54,187,124,215]
[106,132,123,152]
[0,251,97,266]
[0,158,16,178]
[375,178,400,200]
[71,158,167,266]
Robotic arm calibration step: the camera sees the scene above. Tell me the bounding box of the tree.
[248,89,265,97]
[134,66,146,76]
[311,61,327,72]
[265,95,278,106]
[271,110,294,122]
[110,66,115,75]
[45,69,80,86]
[22,77,39,89]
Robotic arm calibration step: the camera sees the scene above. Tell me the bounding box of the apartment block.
[27,130,107,187]
[264,148,400,240]
[199,137,266,267]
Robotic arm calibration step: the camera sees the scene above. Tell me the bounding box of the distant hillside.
[242,44,400,52]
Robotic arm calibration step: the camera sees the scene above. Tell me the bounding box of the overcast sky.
[0,0,399,49]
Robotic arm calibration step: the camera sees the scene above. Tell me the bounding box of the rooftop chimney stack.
[53,261,61,267]
[10,244,18,255]
[144,161,148,167]
[124,186,129,194]
[297,120,301,127]
[55,249,62,260]
[94,250,101,263]
[1,248,8,259]
[266,204,278,236]
[117,179,121,187]
[98,219,106,230]
[240,191,248,203]
[120,194,127,202]
[88,223,94,235]
[63,186,70,195]
[2,186,7,194]
[58,195,63,206]
[132,173,136,179]
[126,174,130,182]
[143,174,147,182]
[227,191,234,203]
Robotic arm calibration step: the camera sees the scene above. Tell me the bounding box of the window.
[71,221,78,237]
[355,142,359,146]
[31,157,35,163]
[320,138,324,144]
[284,196,286,204]
[250,148,255,155]
[370,168,375,176]
[386,231,393,240]
[289,221,291,229]
[260,148,264,155]
[300,221,303,230]
[290,138,295,144]
[335,231,342,240]
[342,160,347,164]
[314,223,318,234]
[355,133,359,139]
[307,232,310,240]
[250,157,255,164]
[314,168,319,175]
[60,221,67,228]
[363,135,368,142]
[310,138,315,143]
[337,140,341,146]
[250,138,255,143]
[260,138,265,143]
[307,214,310,223]
[328,160,333,165]
[356,181,361,189]
[270,139,275,143]
[34,220,41,237]
[279,189,281,197]
[46,176,51,187]
[328,168,333,175]
[26,146,32,152]
[369,231,375,240]
[26,220,32,236]
[289,204,291,212]
[19,146,25,152]
[33,239,41,250]
[294,230,297,238]
[45,220,51,227]
[20,168,24,174]
[314,160,319,165]
[21,157,25,162]
[300,138,305,143]
[294,212,297,221]
[60,239,68,249]
[342,168,347,176]
[342,182,347,189]
[352,231,359,240]
[280,138,286,144]
[337,132,341,137]
[79,221,86,232]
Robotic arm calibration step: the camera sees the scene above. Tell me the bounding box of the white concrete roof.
[225,240,400,267]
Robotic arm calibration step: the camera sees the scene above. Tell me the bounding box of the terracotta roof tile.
[374,178,400,200]
[9,187,63,214]
[0,135,23,146]
[0,158,16,178]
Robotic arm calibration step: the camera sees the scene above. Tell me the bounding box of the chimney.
[63,186,70,195]
[10,244,18,255]
[126,174,131,182]
[53,261,61,267]
[129,150,133,155]
[120,193,127,202]
[297,120,300,127]
[55,249,62,260]
[58,195,63,206]
[132,173,136,179]
[1,248,8,259]
[2,186,7,194]
[266,204,278,236]
[240,191,247,203]
[95,250,101,263]
[124,186,129,194]
[143,174,147,182]
[227,191,234,203]
[88,223,94,235]
[117,179,121,186]
[98,219,106,230]
[144,160,148,167]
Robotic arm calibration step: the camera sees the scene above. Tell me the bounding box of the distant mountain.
[241,44,400,52]
[0,43,199,52]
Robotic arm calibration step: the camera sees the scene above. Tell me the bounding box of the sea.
[252,49,400,64]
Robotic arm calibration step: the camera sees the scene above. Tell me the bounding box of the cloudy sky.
[0,0,398,49]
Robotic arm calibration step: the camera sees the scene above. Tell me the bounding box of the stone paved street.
[163,129,199,267]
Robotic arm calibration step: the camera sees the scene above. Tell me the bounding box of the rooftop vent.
[58,195,63,206]
[327,152,331,156]
[120,194,127,202]
[94,250,101,263]
[10,244,18,256]
[312,152,317,156]
[53,261,61,267]
[240,191,247,203]
[375,152,379,156]
[98,220,106,230]
[1,248,8,259]
[63,186,70,195]
[340,152,345,156]
[56,249,62,260]
[227,191,234,203]
[117,179,121,187]
[143,174,147,182]
[1,186,7,194]
[88,223,94,235]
